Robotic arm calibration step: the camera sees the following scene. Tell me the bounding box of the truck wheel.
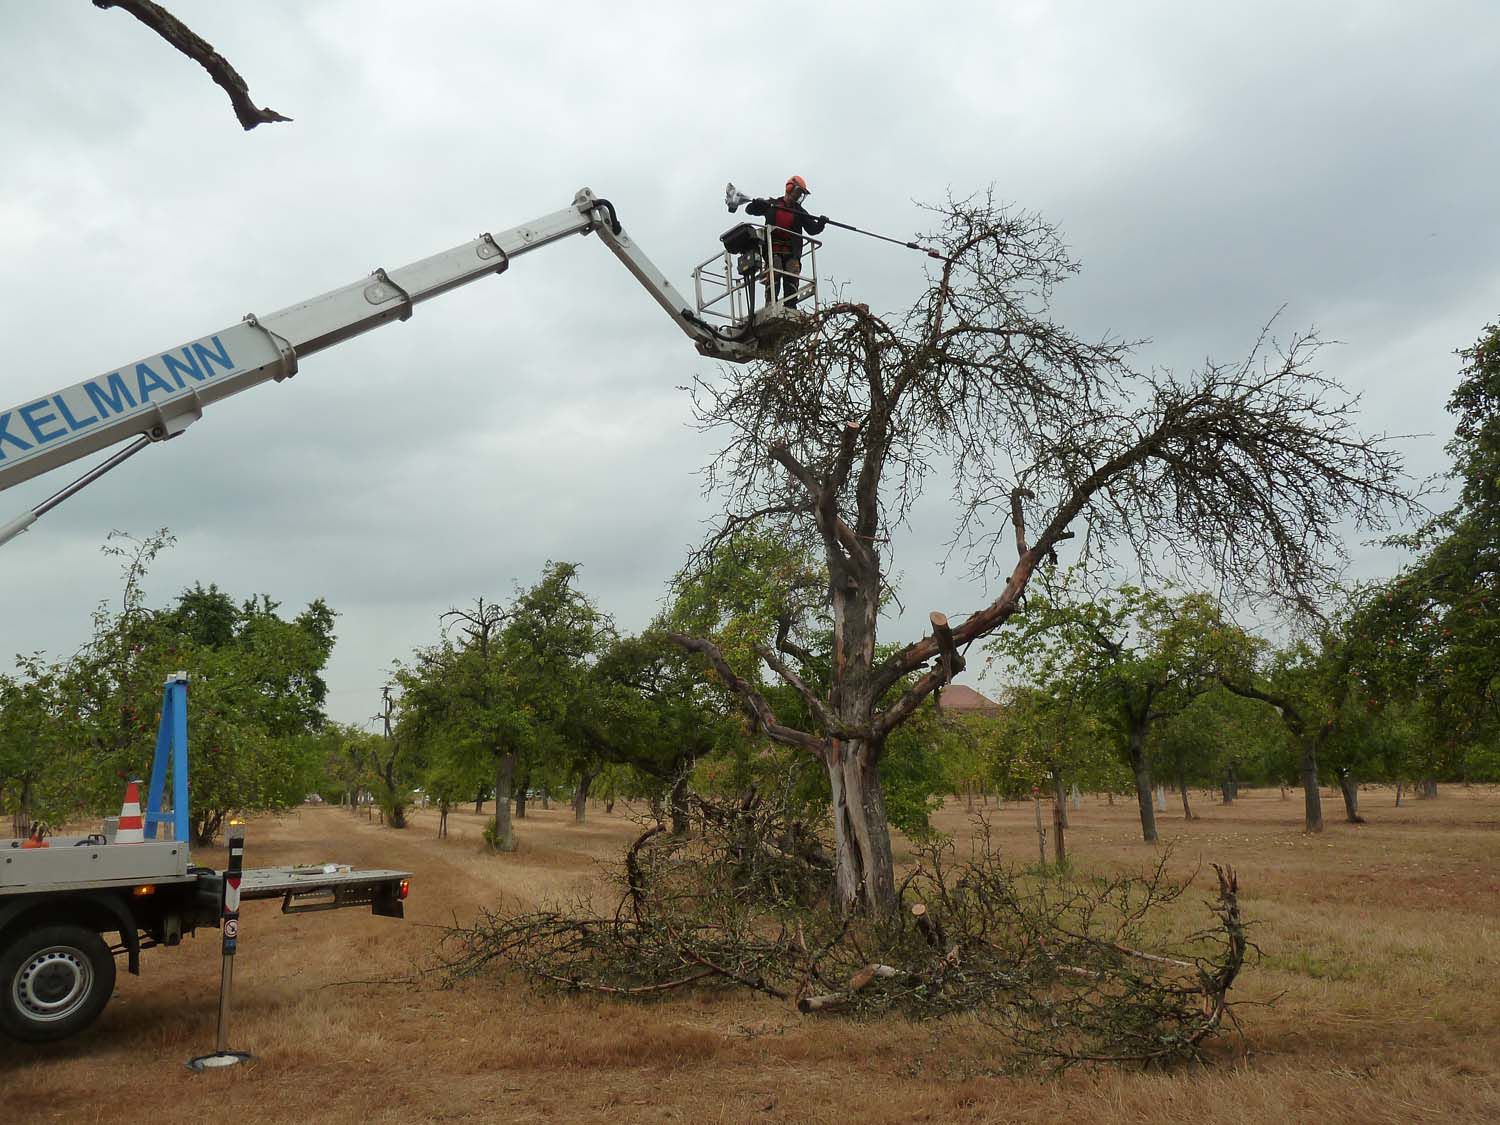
[0,925,117,1043]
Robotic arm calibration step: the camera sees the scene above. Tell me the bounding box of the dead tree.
[92,1,291,129]
[672,191,1411,915]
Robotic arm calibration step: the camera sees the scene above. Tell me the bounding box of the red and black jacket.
[745,195,827,255]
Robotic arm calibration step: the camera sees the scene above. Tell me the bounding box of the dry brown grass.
[4,786,1498,1124]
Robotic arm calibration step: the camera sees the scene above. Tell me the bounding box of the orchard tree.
[1373,320,1500,782]
[579,632,746,833]
[991,581,1253,842]
[1151,685,1286,817]
[980,683,1122,810]
[1222,585,1405,831]
[670,194,1408,912]
[0,659,80,834]
[403,597,529,851]
[503,562,612,821]
[403,563,610,850]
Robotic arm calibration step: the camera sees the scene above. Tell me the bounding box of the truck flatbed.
[238,864,413,914]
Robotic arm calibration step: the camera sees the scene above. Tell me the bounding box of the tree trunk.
[1300,744,1323,833]
[474,790,484,815]
[573,770,596,824]
[825,740,898,915]
[1336,769,1364,824]
[605,797,616,814]
[1051,769,1069,829]
[1221,768,1234,805]
[515,773,529,818]
[1395,778,1404,807]
[541,789,550,810]
[1051,798,1067,866]
[381,759,407,830]
[1127,723,1158,844]
[669,775,691,837]
[1179,762,1195,820]
[491,751,515,851]
[13,777,33,838]
[194,809,226,847]
[438,802,449,839]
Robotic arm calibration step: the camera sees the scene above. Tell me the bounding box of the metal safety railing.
[692,223,821,330]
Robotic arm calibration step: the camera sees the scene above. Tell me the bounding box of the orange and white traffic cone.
[116,779,146,844]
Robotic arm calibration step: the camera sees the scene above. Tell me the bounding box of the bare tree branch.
[666,633,829,756]
[93,0,292,130]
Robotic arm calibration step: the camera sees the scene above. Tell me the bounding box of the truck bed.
[1,838,188,892]
[2,841,409,917]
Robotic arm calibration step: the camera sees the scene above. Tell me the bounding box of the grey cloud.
[3,2,1496,722]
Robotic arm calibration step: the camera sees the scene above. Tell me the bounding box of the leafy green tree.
[0,657,82,833]
[1150,685,1285,817]
[991,579,1253,843]
[397,563,610,851]
[572,631,746,832]
[1,532,334,844]
[503,563,612,822]
[1371,321,1500,783]
[400,598,528,851]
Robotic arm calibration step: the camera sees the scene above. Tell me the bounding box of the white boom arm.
[0,189,748,547]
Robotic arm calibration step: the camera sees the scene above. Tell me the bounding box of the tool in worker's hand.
[725,182,949,262]
[819,216,950,262]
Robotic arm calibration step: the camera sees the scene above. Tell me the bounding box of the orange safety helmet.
[785,174,810,196]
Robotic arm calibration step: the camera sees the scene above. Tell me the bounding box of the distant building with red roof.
[939,684,1002,717]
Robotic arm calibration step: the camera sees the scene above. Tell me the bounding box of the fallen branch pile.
[442,795,1250,1069]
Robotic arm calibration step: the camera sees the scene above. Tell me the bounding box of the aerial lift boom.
[0,188,789,547]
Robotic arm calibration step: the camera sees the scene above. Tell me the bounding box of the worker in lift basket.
[744,175,827,307]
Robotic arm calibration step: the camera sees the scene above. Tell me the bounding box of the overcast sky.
[2,1,1496,726]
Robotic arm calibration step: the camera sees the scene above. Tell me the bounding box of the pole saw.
[725,183,950,262]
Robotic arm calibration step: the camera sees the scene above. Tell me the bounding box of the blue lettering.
[135,362,175,402]
[84,373,137,418]
[192,335,235,375]
[162,348,205,387]
[19,400,66,444]
[54,395,98,431]
[0,411,33,458]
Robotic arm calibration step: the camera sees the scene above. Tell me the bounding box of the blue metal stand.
[145,672,190,846]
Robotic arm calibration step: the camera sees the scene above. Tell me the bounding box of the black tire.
[0,924,117,1043]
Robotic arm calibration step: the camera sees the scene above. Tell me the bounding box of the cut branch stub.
[1010,487,1036,559]
[929,611,965,684]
